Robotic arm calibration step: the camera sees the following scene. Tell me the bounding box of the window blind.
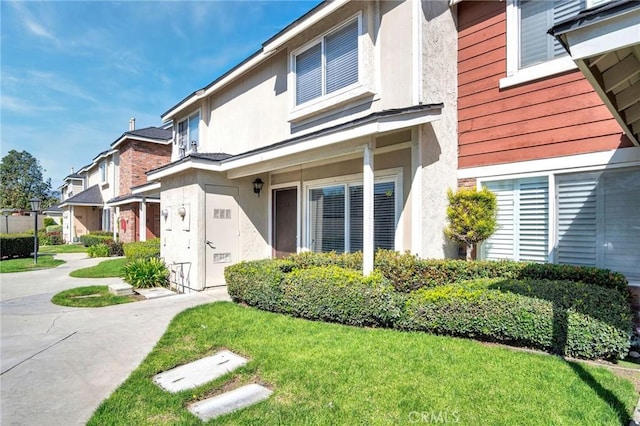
[309,186,345,253]
[325,20,358,95]
[296,43,322,105]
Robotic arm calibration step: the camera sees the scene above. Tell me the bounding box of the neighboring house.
[141,0,459,292]
[59,120,172,243]
[454,0,640,286]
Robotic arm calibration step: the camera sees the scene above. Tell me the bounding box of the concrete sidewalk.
[0,253,230,425]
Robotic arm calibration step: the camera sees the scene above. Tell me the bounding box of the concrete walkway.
[0,253,230,425]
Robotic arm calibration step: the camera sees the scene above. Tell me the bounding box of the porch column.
[139,197,147,242]
[411,126,423,257]
[363,142,374,276]
[70,205,75,244]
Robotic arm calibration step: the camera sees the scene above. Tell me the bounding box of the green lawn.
[39,244,88,254]
[52,285,137,307]
[0,255,65,273]
[89,302,637,425]
[69,258,127,278]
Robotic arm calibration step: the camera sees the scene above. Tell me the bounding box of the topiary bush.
[0,234,34,258]
[43,217,56,227]
[281,266,402,327]
[87,243,110,258]
[123,238,160,261]
[398,278,631,360]
[46,225,62,233]
[108,241,124,257]
[123,258,169,288]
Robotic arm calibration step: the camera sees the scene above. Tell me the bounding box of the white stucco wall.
[419,0,458,259]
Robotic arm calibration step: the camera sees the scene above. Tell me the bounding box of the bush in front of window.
[281,266,402,327]
[225,251,632,360]
[122,238,160,261]
[79,234,112,247]
[398,278,631,360]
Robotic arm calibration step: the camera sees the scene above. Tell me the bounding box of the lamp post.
[2,210,9,234]
[30,198,41,264]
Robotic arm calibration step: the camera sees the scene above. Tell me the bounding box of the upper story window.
[502,0,609,88]
[99,161,107,183]
[177,111,200,158]
[294,18,360,107]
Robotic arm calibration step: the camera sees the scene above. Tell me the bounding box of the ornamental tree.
[0,150,58,211]
[445,187,497,261]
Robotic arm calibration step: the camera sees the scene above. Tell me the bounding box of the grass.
[0,254,65,273]
[89,302,637,425]
[69,258,127,278]
[52,285,137,307]
[39,244,88,254]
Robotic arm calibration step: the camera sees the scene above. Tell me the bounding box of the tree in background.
[445,187,497,261]
[0,150,58,211]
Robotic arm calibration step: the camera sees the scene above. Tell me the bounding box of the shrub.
[108,241,124,257]
[80,234,112,247]
[398,278,631,360]
[87,244,110,258]
[39,230,63,246]
[0,234,34,258]
[90,231,113,237]
[123,258,169,288]
[225,259,291,312]
[43,217,56,227]
[123,238,160,260]
[281,266,401,327]
[46,225,62,233]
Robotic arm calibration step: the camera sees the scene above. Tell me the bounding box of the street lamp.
[30,198,41,264]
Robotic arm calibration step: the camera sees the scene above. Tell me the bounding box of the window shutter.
[483,180,516,260]
[296,43,322,105]
[517,178,548,262]
[601,169,640,283]
[556,176,597,266]
[325,20,358,95]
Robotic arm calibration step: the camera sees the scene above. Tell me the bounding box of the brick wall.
[118,205,138,243]
[119,140,171,195]
[457,178,476,189]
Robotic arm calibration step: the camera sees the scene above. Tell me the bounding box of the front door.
[273,187,297,258]
[205,185,239,287]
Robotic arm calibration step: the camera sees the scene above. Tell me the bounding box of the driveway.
[0,253,230,425]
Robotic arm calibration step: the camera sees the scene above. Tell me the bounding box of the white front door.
[205,185,239,287]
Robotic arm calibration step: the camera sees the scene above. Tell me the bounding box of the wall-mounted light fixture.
[178,205,187,219]
[161,208,169,220]
[252,178,264,197]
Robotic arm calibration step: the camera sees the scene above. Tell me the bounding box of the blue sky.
[1,0,322,190]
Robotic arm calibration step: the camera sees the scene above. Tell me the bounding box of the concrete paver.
[188,384,273,421]
[0,253,230,425]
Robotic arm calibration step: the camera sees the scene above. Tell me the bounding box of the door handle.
[206,240,216,249]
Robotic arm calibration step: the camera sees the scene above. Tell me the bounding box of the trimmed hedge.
[398,279,630,360]
[80,234,113,247]
[225,252,632,360]
[123,238,160,261]
[282,266,401,327]
[0,234,34,258]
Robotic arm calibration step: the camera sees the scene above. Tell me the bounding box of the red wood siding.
[457,1,631,170]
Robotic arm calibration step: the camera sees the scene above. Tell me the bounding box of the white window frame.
[289,13,374,122]
[176,110,201,158]
[99,160,107,184]
[501,0,579,88]
[303,168,402,253]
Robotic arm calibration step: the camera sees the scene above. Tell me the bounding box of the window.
[99,161,107,183]
[308,180,396,253]
[502,0,589,87]
[101,208,111,232]
[481,167,640,284]
[482,177,549,262]
[177,111,200,157]
[294,19,359,106]
[556,168,640,283]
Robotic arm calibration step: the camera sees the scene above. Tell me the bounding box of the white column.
[70,205,75,244]
[411,126,423,257]
[139,197,147,242]
[363,142,374,276]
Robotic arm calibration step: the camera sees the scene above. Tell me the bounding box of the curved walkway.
[0,253,230,425]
